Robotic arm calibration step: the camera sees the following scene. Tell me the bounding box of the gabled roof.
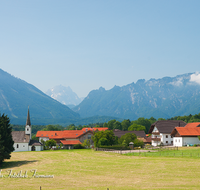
[149,120,187,134]
[113,130,146,138]
[36,130,94,139]
[36,131,63,139]
[61,130,93,139]
[12,131,30,143]
[60,140,82,145]
[29,140,43,146]
[36,128,108,139]
[171,122,200,137]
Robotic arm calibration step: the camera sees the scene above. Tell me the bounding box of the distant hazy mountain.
[0,69,80,125]
[46,85,83,108]
[73,73,200,120]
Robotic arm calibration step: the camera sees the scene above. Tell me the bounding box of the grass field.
[1,148,200,190]
[126,147,200,158]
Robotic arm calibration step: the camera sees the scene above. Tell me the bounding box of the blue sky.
[0,1,200,97]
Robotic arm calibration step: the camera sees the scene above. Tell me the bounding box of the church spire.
[26,106,31,126]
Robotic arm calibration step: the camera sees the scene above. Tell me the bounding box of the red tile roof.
[81,127,108,132]
[184,122,200,128]
[36,131,63,139]
[172,122,200,136]
[36,128,108,139]
[62,130,89,139]
[60,140,82,145]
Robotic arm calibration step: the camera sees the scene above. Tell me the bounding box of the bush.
[73,144,84,149]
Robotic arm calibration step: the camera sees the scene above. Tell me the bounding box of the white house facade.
[149,120,187,146]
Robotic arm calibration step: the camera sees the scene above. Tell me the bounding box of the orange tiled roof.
[36,128,108,139]
[81,127,108,132]
[184,122,200,128]
[36,131,63,139]
[175,122,200,136]
[62,130,89,139]
[60,140,82,145]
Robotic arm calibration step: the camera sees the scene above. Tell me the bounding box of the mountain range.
[1,68,200,125]
[46,85,83,108]
[72,73,200,120]
[0,69,80,125]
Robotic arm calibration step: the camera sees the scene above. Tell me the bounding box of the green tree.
[128,124,146,131]
[92,130,115,147]
[131,117,151,133]
[113,121,122,130]
[121,119,131,131]
[118,133,137,147]
[133,138,144,148]
[42,124,63,131]
[0,114,14,164]
[149,117,156,124]
[107,119,116,130]
[98,137,109,146]
[31,134,39,141]
[82,139,91,148]
[158,118,166,121]
[45,139,56,149]
[60,143,63,149]
[103,122,108,128]
[119,133,144,147]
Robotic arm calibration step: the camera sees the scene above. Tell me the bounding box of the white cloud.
[190,73,200,84]
[169,77,183,86]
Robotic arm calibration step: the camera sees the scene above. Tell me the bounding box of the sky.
[0,0,200,97]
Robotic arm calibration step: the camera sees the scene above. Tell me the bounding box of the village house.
[171,122,200,147]
[11,108,43,152]
[36,127,108,149]
[113,129,146,139]
[148,120,187,146]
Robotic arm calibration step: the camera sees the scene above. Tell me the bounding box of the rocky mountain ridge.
[73,73,200,120]
[46,85,83,108]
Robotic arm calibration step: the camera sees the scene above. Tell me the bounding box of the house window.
[179,139,180,142]
[166,135,168,138]
[88,134,91,140]
[17,144,19,148]
[171,141,173,144]
[27,128,29,131]
[175,139,177,142]
[166,141,168,144]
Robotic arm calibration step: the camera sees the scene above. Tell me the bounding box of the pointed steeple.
[26,106,31,126]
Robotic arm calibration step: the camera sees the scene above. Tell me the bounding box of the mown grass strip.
[125,147,200,158]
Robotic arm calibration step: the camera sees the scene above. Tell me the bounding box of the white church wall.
[13,143,29,152]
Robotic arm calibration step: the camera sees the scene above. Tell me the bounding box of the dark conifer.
[0,114,14,164]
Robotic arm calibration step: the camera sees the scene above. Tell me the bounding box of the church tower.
[25,106,31,139]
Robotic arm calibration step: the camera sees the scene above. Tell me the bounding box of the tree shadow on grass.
[0,160,38,169]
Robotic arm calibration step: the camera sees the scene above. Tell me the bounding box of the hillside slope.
[0,69,80,125]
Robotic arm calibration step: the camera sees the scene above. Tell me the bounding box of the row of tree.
[91,130,144,148]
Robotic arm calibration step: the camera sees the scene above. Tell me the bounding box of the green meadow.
[1,148,200,190]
